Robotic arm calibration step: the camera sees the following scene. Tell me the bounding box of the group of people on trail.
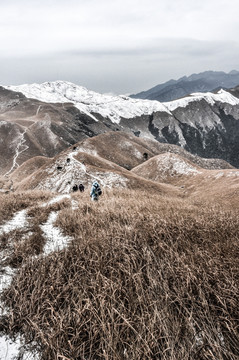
[72,180,102,201]
[72,183,85,192]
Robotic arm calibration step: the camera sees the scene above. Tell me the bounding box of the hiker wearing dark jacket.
[72,184,78,192]
[79,183,85,192]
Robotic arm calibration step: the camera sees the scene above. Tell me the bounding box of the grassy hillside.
[0,188,238,359]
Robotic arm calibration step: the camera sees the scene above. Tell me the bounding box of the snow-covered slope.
[164,89,239,111]
[5,81,171,123]
[5,81,239,123]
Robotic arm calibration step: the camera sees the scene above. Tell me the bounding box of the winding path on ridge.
[4,105,49,177]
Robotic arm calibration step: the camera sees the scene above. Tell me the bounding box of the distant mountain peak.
[229,69,239,75]
[131,70,239,102]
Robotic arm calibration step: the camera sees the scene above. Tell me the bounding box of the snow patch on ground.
[0,120,8,126]
[210,170,239,179]
[0,335,38,360]
[0,228,37,360]
[38,160,87,193]
[40,211,72,255]
[0,210,28,236]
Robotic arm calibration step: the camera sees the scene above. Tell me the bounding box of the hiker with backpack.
[90,180,102,201]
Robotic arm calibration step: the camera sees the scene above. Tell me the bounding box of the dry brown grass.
[0,192,73,269]
[1,189,238,359]
[5,229,46,268]
[0,190,53,225]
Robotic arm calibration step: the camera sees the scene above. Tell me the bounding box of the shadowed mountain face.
[126,89,239,167]
[1,81,239,179]
[131,70,239,101]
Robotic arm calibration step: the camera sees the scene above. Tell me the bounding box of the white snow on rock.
[156,153,201,177]
[164,89,239,111]
[37,157,87,194]
[34,148,129,193]
[4,81,171,124]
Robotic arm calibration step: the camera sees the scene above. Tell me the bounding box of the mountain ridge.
[131,70,239,102]
[1,80,239,178]
[3,131,233,194]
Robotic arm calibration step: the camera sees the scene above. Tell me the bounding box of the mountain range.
[131,70,239,101]
[1,79,239,194]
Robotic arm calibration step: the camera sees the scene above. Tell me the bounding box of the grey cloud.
[1,37,239,95]
[61,38,236,58]
[1,0,239,94]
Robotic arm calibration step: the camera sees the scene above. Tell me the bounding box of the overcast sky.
[1,0,239,94]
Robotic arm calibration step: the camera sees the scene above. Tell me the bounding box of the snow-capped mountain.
[5,80,239,123]
[164,89,239,111]
[1,80,239,177]
[5,81,170,123]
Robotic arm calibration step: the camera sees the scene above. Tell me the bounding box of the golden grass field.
[0,183,238,359]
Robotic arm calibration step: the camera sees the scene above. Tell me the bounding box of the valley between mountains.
[0,81,238,359]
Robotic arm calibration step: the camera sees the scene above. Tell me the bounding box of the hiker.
[72,184,78,192]
[79,183,85,192]
[90,180,102,201]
